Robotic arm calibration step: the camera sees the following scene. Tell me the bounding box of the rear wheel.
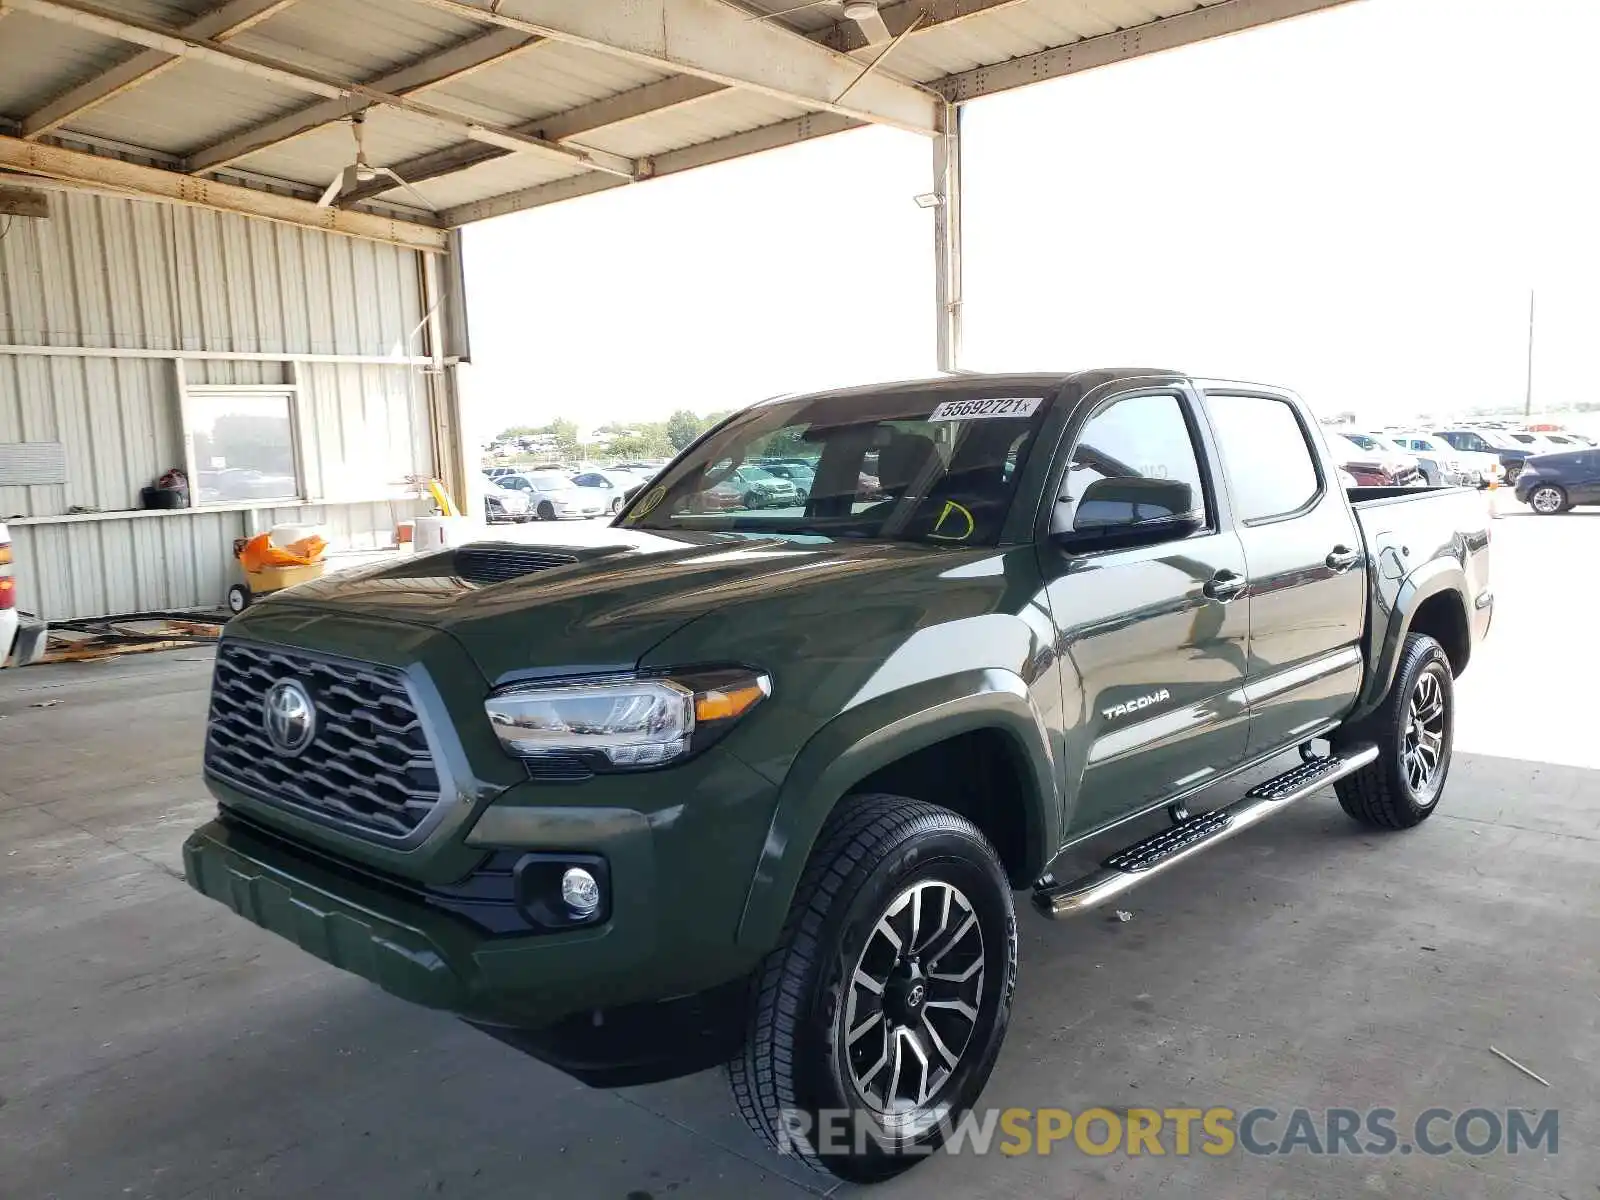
[729,794,1017,1182]
[610,496,623,514]
[1528,484,1567,514]
[1334,633,1453,829]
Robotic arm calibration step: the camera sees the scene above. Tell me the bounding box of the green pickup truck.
[184,370,1492,1181]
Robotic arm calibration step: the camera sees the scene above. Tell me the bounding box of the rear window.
[1207,394,1322,522]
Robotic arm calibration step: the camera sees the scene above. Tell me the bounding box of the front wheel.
[537,501,556,521]
[610,496,623,515]
[1334,633,1453,829]
[729,794,1017,1183]
[1528,484,1567,514]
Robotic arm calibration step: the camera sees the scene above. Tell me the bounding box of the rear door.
[1559,453,1600,503]
[1202,390,1366,757]
[1041,385,1251,837]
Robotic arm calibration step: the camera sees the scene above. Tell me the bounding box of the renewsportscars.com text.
[777,1106,1559,1159]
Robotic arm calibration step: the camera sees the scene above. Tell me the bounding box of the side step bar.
[1033,744,1379,920]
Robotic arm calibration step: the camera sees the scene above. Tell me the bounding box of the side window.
[1055,393,1209,536]
[1207,394,1322,522]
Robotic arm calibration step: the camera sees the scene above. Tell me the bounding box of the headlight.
[484,668,772,771]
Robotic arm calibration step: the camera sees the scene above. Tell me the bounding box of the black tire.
[537,501,556,521]
[743,491,762,510]
[728,794,1018,1183]
[226,583,251,614]
[610,496,623,515]
[1527,483,1567,515]
[1333,633,1453,829]
[1504,463,1522,485]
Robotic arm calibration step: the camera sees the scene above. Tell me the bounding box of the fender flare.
[1353,555,1469,721]
[733,668,1060,951]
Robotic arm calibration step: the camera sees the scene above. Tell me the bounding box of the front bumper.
[187,743,778,1035]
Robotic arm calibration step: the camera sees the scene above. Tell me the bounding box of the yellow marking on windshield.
[929,500,975,541]
[630,485,667,522]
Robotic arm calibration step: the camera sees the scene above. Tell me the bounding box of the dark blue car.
[1514,449,1600,514]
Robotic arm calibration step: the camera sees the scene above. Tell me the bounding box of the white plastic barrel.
[412,515,473,553]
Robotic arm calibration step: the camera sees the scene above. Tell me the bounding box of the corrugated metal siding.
[6,497,428,617]
[0,354,179,517]
[0,190,435,620]
[296,363,431,502]
[1,190,424,355]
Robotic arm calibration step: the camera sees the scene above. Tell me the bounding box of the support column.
[933,101,964,374]
[420,232,477,519]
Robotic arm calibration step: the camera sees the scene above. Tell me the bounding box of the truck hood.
[257,530,956,684]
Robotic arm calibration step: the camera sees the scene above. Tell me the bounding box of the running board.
[1032,744,1379,920]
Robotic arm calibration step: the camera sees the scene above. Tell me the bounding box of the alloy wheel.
[1403,668,1447,802]
[842,880,985,1122]
[1530,486,1563,514]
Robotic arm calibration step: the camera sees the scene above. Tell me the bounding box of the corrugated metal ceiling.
[0,0,1359,233]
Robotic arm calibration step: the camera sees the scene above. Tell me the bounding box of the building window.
[186,391,301,504]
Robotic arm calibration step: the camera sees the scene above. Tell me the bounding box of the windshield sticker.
[928,500,976,541]
[927,397,1042,422]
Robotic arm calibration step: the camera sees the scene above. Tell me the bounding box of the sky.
[461,0,1600,436]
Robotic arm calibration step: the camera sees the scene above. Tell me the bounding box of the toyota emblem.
[906,982,926,1009]
[264,679,316,755]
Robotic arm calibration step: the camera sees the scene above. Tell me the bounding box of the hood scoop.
[453,544,580,584]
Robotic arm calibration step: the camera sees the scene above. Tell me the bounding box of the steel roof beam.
[438,109,863,225]
[20,0,298,139]
[0,134,448,250]
[937,0,1361,101]
[337,73,725,206]
[185,26,542,173]
[9,0,639,179]
[405,0,942,136]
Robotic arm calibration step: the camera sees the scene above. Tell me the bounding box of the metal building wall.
[0,189,435,620]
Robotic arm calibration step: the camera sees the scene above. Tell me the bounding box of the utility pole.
[1524,289,1536,418]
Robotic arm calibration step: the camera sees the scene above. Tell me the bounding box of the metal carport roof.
[0,0,1358,251]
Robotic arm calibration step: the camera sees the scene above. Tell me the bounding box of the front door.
[1042,387,1251,839]
[1202,390,1367,757]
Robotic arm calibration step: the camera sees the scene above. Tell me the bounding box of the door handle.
[1203,570,1247,602]
[1326,545,1362,572]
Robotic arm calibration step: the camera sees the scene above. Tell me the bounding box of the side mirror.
[1053,477,1202,552]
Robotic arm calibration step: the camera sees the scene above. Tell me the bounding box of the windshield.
[624,389,1052,545]
[1341,433,1381,451]
[527,474,568,491]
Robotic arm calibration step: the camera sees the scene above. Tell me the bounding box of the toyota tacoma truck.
[184,370,1492,1181]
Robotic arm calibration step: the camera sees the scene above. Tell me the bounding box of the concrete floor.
[3,500,1597,1199]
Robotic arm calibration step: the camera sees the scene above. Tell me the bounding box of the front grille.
[205,642,441,840]
[454,545,578,584]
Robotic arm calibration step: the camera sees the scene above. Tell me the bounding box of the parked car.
[497,471,606,520]
[1434,428,1535,484]
[1331,432,1425,486]
[484,466,519,481]
[483,478,532,524]
[721,465,800,509]
[571,469,644,515]
[1536,431,1590,448]
[756,459,816,501]
[185,369,1491,1182]
[0,521,15,666]
[1514,448,1600,514]
[1388,432,1499,487]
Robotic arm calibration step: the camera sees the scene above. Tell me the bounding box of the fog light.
[561,867,601,918]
